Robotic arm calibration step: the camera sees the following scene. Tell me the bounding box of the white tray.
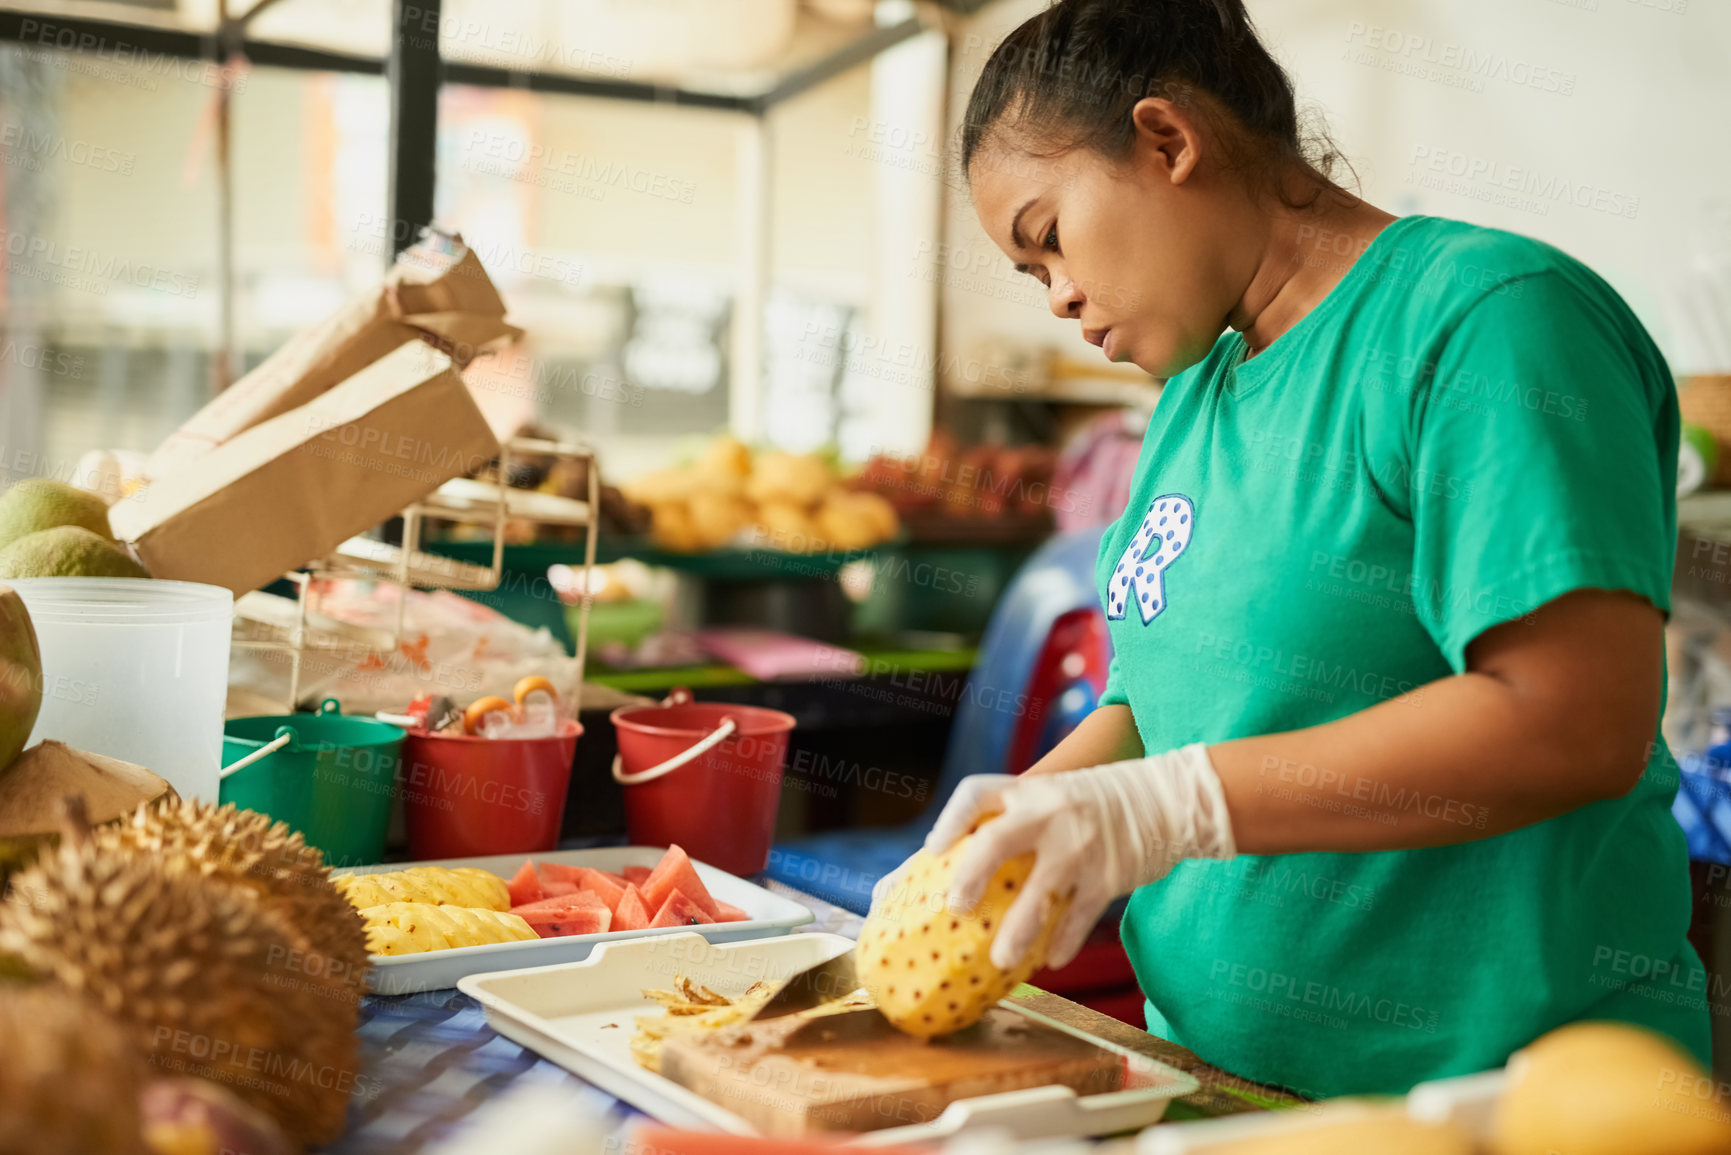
[459,932,1200,1145]
[1137,1068,1508,1152]
[337,847,814,994]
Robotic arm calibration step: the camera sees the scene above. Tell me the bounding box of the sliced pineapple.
[335,866,511,912]
[359,902,535,955]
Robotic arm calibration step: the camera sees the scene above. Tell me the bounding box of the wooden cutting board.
[658,1005,1124,1137]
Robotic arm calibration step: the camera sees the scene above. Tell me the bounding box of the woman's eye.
[1043,226,1059,251]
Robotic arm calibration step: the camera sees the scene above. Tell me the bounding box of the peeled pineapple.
[360,903,536,955]
[334,866,510,912]
[857,828,1065,1038]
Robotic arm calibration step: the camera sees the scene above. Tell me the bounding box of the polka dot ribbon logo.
[1107,493,1193,625]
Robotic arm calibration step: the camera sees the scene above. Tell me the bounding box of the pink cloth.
[1053,408,1153,532]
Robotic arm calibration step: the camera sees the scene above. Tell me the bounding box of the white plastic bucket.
[10,578,233,802]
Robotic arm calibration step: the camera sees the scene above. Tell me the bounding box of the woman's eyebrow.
[1008,198,1039,251]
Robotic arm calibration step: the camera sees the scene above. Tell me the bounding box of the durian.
[97,799,370,998]
[0,827,360,1149]
[0,983,148,1155]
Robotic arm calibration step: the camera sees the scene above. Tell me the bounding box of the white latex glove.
[876,744,1236,972]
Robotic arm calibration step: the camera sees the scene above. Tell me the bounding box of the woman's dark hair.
[961,0,1349,205]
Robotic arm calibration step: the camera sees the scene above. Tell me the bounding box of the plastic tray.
[459,932,1199,1145]
[1138,1068,1508,1152]
[336,847,814,994]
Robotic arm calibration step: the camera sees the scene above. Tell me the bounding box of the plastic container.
[221,699,405,867]
[12,577,232,802]
[610,689,794,876]
[399,720,581,859]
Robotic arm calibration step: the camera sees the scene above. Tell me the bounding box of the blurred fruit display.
[622,438,899,555]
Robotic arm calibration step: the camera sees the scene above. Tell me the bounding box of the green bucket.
[220,699,404,868]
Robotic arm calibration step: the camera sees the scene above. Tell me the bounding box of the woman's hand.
[876,745,1238,971]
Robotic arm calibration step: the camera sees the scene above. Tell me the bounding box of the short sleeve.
[1404,270,1677,671]
[1100,652,1128,709]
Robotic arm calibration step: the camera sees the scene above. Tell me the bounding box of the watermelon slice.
[506,861,543,907]
[649,889,715,929]
[642,846,719,921]
[518,904,612,938]
[572,867,627,913]
[536,861,587,888]
[621,864,652,886]
[540,877,580,898]
[512,889,610,914]
[613,885,651,932]
[712,900,749,923]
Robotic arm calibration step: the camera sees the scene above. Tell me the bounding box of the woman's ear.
[1131,97,1203,185]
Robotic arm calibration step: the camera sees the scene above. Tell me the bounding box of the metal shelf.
[415,478,591,529]
[232,435,601,713]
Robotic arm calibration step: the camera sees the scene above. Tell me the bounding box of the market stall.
[6,0,1731,1150]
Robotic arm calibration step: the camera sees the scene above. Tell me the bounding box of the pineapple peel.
[856,833,1067,1039]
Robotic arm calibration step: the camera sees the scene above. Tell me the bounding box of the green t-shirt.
[1097,215,1707,1098]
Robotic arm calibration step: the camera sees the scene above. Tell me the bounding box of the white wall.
[945,0,1731,375]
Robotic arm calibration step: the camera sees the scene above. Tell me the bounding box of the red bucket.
[399,720,581,859]
[610,689,795,876]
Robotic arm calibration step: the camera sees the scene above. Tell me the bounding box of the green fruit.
[0,584,41,772]
[0,527,148,580]
[0,480,112,551]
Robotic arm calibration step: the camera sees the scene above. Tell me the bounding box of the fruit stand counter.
[324,881,1297,1153]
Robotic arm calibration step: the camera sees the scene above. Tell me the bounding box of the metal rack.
[232,434,600,714]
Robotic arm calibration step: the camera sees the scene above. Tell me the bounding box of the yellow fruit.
[816,493,888,551]
[333,865,510,911]
[688,491,751,550]
[753,501,819,553]
[648,502,705,553]
[1212,1108,1473,1154]
[746,452,832,508]
[851,491,899,541]
[695,436,752,481]
[359,902,536,954]
[0,479,111,550]
[1492,1020,1731,1155]
[856,828,1064,1038]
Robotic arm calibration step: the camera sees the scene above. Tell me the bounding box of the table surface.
[321,882,1299,1153]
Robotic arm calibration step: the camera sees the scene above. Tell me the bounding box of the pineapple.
[359,903,536,955]
[333,866,510,912]
[856,828,1066,1038]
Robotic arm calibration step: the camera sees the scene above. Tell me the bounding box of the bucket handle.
[611,716,738,786]
[220,726,296,780]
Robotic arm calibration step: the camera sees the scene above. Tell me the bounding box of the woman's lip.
[1084,326,1110,349]
[1102,329,1120,361]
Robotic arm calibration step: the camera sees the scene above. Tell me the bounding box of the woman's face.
[970,98,1257,378]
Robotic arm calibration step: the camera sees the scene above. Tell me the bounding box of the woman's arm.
[1022,703,1145,778]
[1211,588,1664,854]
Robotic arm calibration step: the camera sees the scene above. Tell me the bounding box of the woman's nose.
[1049,275,1084,320]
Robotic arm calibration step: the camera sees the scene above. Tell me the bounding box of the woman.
[905,0,1707,1097]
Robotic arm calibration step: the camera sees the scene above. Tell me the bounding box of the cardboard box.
[111,344,500,596]
[147,233,521,478]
